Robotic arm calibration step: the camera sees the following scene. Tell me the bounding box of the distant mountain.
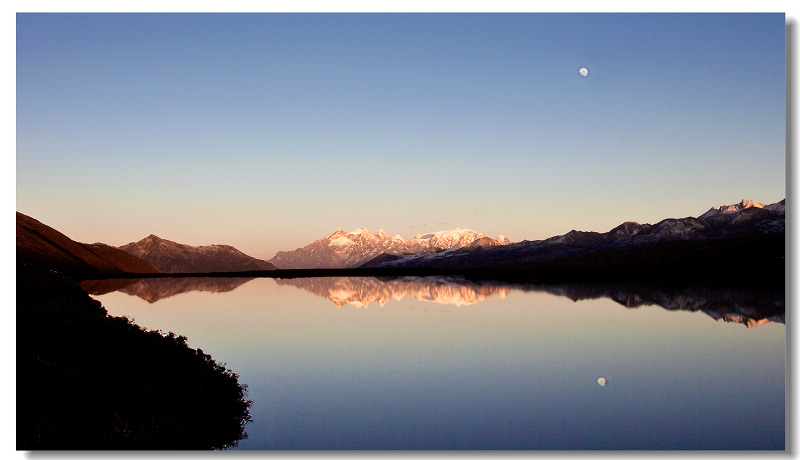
[698,198,785,219]
[268,227,510,269]
[362,199,786,281]
[119,235,276,273]
[17,212,160,277]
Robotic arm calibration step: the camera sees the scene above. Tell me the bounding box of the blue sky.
[16,13,786,260]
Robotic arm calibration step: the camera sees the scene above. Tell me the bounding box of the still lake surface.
[84,276,785,450]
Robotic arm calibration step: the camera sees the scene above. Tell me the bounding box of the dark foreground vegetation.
[17,266,252,450]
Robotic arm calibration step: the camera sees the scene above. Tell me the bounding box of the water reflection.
[277,276,784,327]
[274,276,510,307]
[84,275,785,450]
[82,276,784,328]
[81,277,254,303]
[509,281,785,328]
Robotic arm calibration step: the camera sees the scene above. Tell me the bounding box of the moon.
[597,377,607,386]
[579,67,589,77]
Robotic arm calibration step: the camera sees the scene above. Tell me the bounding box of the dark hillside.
[361,199,785,287]
[16,212,159,277]
[119,234,276,273]
[82,242,161,274]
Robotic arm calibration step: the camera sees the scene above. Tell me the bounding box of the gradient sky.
[16,13,786,260]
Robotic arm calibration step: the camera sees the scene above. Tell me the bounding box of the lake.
[83,276,785,450]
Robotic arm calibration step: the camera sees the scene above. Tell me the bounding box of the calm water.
[85,276,785,450]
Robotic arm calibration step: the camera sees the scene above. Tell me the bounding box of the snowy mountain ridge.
[365,198,786,270]
[268,227,510,269]
[699,198,785,219]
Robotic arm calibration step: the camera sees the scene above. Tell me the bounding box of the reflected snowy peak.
[275,276,510,307]
[277,276,784,326]
[81,275,784,327]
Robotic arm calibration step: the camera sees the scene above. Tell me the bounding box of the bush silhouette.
[17,269,252,450]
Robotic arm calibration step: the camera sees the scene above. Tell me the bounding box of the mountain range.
[17,212,161,277]
[268,227,510,269]
[359,199,786,282]
[16,212,275,277]
[16,197,785,280]
[118,235,276,273]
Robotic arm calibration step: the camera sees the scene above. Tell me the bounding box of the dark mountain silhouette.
[361,199,785,284]
[118,235,276,273]
[16,212,160,277]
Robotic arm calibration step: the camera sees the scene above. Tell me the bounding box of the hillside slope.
[16,212,160,277]
[119,234,276,273]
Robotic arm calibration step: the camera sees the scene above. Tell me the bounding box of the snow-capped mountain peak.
[368,198,785,270]
[269,227,511,269]
[698,198,783,220]
[719,199,764,212]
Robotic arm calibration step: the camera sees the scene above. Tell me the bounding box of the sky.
[15,12,787,261]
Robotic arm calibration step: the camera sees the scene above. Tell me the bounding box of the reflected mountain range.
[80,277,254,304]
[509,281,785,328]
[274,276,511,307]
[81,276,784,327]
